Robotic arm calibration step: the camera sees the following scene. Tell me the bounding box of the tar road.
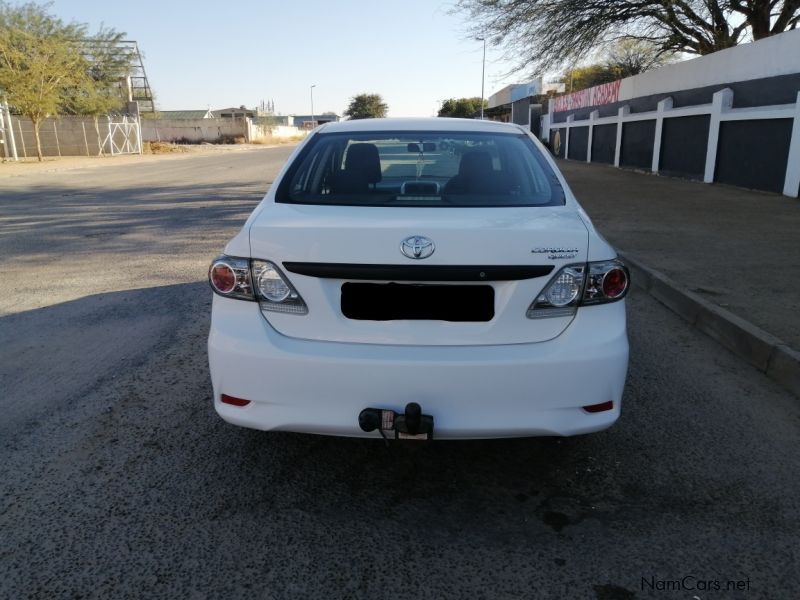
[1,147,798,599]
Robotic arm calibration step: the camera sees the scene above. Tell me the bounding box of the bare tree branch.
[453,0,799,74]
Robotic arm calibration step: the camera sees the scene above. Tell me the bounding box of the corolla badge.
[532,246,579,260]
[400,236,435,259]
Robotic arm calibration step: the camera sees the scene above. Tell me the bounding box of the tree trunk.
[748,1,772,39]
[94,116,104,156]
[33,119,43,162]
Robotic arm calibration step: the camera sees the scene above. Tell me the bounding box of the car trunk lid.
[249,203,589,345]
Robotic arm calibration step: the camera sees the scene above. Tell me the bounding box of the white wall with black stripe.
[545,29,800,197]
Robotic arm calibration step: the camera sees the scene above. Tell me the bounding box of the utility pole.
[477,37,486,120]
[310,84,316,129]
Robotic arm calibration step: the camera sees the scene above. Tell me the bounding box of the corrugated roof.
[157,110,214,119]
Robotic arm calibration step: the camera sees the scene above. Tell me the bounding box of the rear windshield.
[275,130,565,207]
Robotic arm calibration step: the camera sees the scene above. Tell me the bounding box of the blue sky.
[48,0,520,117]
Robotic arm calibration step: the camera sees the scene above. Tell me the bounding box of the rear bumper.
[208,296,629,439]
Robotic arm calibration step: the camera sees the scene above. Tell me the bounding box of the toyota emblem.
[400,236,435,260]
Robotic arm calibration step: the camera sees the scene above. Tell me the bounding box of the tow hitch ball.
[358,402,434,440]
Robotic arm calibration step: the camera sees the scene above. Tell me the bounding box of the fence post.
[704,88,733,183]
[783,91,800,198]
[135,117,143,154]
[613,105,630,167]
[81,122,90,156]
[1,100,18,160]
[108,117,114,156]
[565,115,574,159]
[17,118,27,159]
[587,110,599,163]
[541,113,550,142]
[652,97,673,173]
[0,104,6,160]
[53,120,61,157]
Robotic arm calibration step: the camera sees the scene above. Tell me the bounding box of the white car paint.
[208,118,629,439]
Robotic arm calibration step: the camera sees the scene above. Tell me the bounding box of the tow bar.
[358,402,434,441]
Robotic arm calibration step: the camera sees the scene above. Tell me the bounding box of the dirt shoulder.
[0,143,292,180]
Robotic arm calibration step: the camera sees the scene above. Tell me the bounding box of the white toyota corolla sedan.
[208,118,629,440]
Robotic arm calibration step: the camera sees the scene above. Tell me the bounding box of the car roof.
[317,117,525,134]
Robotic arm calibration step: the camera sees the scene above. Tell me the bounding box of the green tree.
[437,97,487,118]
[344,93,388,119]
[454,0,800,73]
[560,40,677,94]
[0,2,88,160]
[562,65,618,94]
[604,39,675,79]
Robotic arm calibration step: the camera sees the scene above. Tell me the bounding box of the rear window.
[275,130,565,207]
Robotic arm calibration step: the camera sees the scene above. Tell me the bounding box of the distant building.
[215,106,257,119]
[485,78,553,137]
[543,81,566,95]
[157,109,215,119]
[487,80,543,109]
[290,113,341,128]
[253,115,292,127]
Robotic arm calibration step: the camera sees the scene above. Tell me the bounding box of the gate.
[103,116,142,155]
[0,100,19,161]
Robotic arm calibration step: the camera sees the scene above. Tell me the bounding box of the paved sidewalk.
[558,159,800,394]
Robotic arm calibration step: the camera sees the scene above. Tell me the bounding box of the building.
[156,109,215,119]
[290,113,341,128]
[484,78,563,136]
[214,106,257,119]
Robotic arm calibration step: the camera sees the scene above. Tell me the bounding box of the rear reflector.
[582,401,614,413]
[221,394,251,407]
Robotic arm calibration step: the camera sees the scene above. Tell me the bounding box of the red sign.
[552,79,622,113]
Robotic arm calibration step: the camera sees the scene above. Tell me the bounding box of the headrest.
[344,143,382,184]
[458,151,493,176]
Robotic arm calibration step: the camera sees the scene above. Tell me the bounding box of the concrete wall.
[1,115,139,159]
[142,118,247,143]
[141,118,307,144]
[547,29,800,197]
[624,29,800,102]
[553,29,800,115]
[246,122,306,142]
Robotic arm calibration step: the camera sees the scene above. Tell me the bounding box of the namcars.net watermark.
[642,575,751,595]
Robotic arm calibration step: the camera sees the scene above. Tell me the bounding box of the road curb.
[619,252,800,399]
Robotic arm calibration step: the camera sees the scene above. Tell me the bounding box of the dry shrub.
[216,134,246,145]
[145,141,189,154]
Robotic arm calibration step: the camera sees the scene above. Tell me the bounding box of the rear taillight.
[581,260,629,305]
[209,256,254,300]
[527,259,629,319]
[208,256,307,314]
[252,260,308,314]
[602,267,628,299]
